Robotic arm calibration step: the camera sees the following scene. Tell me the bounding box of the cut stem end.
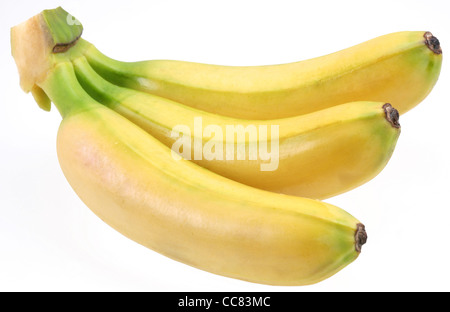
[383,103,400,129]
[424,32,442,55]
[355,223,367,253]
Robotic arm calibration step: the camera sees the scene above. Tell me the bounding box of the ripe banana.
[71,55,401,200]
[80,30,442,119]
[11,8,368,285]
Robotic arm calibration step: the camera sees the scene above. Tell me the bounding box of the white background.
[1,0,449,292]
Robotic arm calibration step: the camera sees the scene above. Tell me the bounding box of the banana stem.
[72,56,122,107]
[39,62,96,118]
[41,7,83,53]
[81,39,146,90]
[11,7,85,97]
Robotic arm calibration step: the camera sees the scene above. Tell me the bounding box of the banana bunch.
[11,7,442,286]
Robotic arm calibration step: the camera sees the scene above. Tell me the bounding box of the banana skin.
[11,8,367,286]
[72,55,401,200]
[82,31,442,119]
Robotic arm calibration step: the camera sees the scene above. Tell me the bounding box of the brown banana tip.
[424,31,442,55]
[383,103,400,129]
[355,223,367,253]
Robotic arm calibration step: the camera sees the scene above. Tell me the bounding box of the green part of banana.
[41,6,83,53]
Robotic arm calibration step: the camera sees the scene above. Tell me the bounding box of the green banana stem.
[78,39,149,91]
[41,6,83,53]
[39,62,96,118]
[72,55,124,107]
[36,6,86,115]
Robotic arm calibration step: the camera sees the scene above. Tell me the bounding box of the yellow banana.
[71,55,401,200]
[81,31,442,119]
[11,8,367,285]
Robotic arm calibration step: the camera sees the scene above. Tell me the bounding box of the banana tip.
[355,223,367,253]
[383,103,400,129]
[424,32,442,55]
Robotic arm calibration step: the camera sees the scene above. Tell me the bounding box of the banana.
[10,8,368,285]
[80,30,442,119]
[71,55,401,200]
